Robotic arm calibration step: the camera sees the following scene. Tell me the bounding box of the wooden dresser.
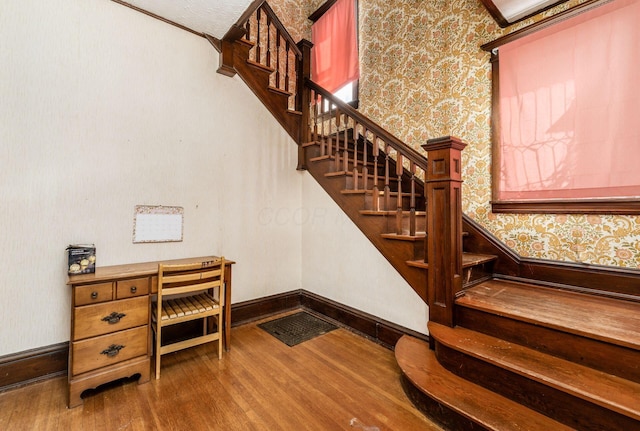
[67,256,233,408]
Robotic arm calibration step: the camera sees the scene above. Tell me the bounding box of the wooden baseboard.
[231,289,429,349]
[0,290,427,392]
[300,290,429,349]
[0,342,68,393]
[231,290,303,327]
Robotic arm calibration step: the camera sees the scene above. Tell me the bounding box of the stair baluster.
[275,28,281,90]
[362,127,369,191]
[343,113,349,177]
[285,39,290,94]
[396,154,404,235]
[266,14,272,76]
[352,122,360,191]
[372,136,380,211]
[384,143,391,212]
[312,93,321,153]
[409,161,416,236]
[255,7,261,63]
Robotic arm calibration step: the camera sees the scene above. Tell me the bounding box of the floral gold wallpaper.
[269,0,640,269]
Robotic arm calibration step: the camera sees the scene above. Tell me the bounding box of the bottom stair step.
[395,335,574,431]
[429,322,640,428]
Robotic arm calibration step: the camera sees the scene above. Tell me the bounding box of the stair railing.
[225,0,302,112]
[304,79,428,238]
[222,0,466,326]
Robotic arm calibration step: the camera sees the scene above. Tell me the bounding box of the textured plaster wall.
[271,0,640,269]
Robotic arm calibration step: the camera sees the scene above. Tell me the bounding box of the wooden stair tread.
[381,232,469,241]
[380,232,426,241]
[360,210,426,216]
[268,85,293,97]
[457,279,640,350]
[460,252,497,266]
[429,322,640,421]
[246,58,274,73]
[395,335,574,431]
[325,170,374,178]
[406,253,497,269]
[341,189,414,197]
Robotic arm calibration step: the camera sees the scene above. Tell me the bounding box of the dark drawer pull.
[130,286,137,294]
[100,344,124,358]
[91,292,98,299]
[101,312,126,324]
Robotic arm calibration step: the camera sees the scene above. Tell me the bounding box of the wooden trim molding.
[491,199,640,215]
[0,290,428,392]
[308,0,339,22]
[0,342,68,393]
[110,0,205,38]
[479,0,569,28]
[481,0,608,51]
[300,290,429,349]
[231,289,429,349]
[463,214,640,301]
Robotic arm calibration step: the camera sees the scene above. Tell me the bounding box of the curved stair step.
[395,335,574,431]
[429,322,640,423]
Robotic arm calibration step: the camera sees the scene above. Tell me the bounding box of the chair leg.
[218,318,223,359]
[155,325,162,380]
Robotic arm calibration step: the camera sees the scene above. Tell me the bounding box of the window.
[480,0,570,28]
[485,0,640,214]
[309,0,359,106]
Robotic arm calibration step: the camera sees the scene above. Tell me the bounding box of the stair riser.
[400,375,491,431]
[434,342,637,431]
[456,307,640,384]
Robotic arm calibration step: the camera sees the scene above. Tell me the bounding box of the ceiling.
[122,0,254,38]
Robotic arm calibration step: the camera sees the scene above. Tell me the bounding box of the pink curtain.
[311,0,359,94]
[498,0,640,201]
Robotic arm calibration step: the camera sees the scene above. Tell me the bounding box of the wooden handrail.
[305,79,428,173]
[228,0,302,58]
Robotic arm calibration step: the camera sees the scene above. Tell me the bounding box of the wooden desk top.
[67,256,234,285]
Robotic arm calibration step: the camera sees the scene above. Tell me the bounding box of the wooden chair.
[152,257,225,379]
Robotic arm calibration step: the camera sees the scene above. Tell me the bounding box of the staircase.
[212,2,640,429]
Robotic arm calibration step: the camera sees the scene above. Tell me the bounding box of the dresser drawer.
[73,296,149,340]
[116,277,149,299]
[71,325,148,376]
[74,282,113,306]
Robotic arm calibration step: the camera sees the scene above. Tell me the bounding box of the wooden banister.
[422,136,466,327]
[219,1,468,326]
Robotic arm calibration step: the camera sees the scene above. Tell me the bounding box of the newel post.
[296,39,313,170]
[422,136,466,327]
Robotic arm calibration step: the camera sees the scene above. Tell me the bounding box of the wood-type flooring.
[0,311,442,430]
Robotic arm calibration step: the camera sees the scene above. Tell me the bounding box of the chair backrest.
[157,258,225,303]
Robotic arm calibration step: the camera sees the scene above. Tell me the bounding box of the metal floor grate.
[258,312,338,347]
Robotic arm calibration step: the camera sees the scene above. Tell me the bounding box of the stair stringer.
[220,38,302,144]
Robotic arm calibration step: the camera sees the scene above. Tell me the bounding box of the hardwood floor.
[0,312,442,430]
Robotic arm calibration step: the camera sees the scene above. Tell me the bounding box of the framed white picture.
[133,205,184,243]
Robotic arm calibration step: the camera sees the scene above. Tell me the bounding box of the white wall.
[0,0,428,357]
[0,0,302,356]
[301,175,429,335]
